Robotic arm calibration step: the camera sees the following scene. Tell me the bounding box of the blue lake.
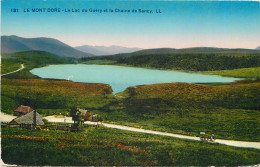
[30,64,241,93]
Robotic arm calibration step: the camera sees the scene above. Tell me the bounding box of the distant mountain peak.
[75,45,143,56]
[1,35,94,58]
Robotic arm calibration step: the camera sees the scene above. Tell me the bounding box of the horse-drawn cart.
[200,132,215,142]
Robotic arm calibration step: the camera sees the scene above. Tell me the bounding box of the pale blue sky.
[2,0,260,49]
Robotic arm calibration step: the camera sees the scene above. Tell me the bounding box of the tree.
[69,107,84,128]
[94,115,103,123]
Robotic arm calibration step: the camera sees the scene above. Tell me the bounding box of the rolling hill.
[1,35,94,58]
[80,47,260,71]
[75,45,142,56]
[114,47,260,57]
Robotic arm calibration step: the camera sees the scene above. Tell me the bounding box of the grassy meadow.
[1,126,260,166]
[105,81,260,141]
[202,67,260,79]
[1,78,114,116]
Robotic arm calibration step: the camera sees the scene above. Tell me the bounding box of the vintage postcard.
[1,0,260,166]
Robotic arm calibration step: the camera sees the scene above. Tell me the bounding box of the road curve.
[43,115,260,149]
[1,64,24,76]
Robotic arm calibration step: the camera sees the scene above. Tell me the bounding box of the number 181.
[11,8,19,12]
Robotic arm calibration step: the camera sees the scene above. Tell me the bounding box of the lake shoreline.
[30,64,242,94]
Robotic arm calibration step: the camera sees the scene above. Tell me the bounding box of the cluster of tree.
[116,54,260,71]
[69,107,103,128]
[69,107,85,127]
[80,53,260,71]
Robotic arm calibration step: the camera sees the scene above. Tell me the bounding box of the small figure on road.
[211,134,215,141]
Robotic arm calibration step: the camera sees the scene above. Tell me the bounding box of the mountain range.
[1,35,94,58]
[74,45,142,56]
[2,35,260,58]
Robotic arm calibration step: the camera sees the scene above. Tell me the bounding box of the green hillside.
[2,51,76,65]
[1,51,76,79]
[80,48,260,71]
[109,81,260,141]
[1,78,113,116]
[1,59,21,74]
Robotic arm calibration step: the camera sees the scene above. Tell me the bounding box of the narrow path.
[1,64,24,76]
[43,115,260,149]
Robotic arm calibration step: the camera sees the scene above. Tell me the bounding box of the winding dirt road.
[44,115,260,149]
[1,64,24,76]
[1,112,259,149]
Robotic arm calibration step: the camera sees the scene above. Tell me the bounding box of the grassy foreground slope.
[1,79,113,116]
[2,127,260,166]
[111,81,260,141]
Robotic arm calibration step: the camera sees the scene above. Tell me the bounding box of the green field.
[1,78,114,116]
[109,81,260,141]
[2,127,259,166]
[202,67,260,79]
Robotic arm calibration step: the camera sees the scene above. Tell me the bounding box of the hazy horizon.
[2,34,260,50]
[2,1,260,49]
